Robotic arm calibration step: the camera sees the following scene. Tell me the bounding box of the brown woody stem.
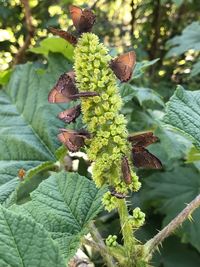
[13,0,35,65]
[145,193,200,255]
[88,222,116,267]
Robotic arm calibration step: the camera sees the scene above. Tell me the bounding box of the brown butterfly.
[48,71,99,103]
[128,132,162,169]
[58,129,90,152]
[58,104,81,123]
[49,27,77,46]
[48,71,77,103]
[110,188,126,199]
[121,156,132,184]
[69,5,96,34]
[18,168,26,180]
[110,51,136,82]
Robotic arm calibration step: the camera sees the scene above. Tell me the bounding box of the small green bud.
[102,192,117,211]
[129,208,145,228]
[106,235,118,247]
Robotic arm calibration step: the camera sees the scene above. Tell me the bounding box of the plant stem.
[117,199,135,265]
[88,222,116,267]
[145,193,200,255]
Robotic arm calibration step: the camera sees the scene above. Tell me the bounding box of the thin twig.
[90,0,99,9]
[145,193,200,254]
[149,0,161,60]
[130,0,136,36]
[13,0,35,65]
[88,222,116,267]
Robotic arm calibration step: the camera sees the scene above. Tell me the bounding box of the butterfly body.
[110,189,126,199]
[121,156,132,184]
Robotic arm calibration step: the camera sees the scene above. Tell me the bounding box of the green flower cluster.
[74,33,140,194]
[129,208,145,228]
[106,235,118,247]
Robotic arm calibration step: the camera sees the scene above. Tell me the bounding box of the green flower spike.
[74,33,140,193]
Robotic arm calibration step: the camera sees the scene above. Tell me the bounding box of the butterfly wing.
[78,9,96,33]
[69,5,95,33]
[58,129,85,152]
[69,5,83,31]
[48,89,72,103]
[128,132,158,147]
[132,147,162,169]
[58,104,81,123]
[49,27,77,45]
[110,51,136,82]
[48,72,78,103]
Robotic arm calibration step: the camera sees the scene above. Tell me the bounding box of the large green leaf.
[120,84,164,107]
[163,86,200,150]
[190,61,200,77]
[0,54,72,196]
[0,205,65,267]
[142,166,200,251]
[0,178,19,205]
[12,171,106,260]
[166,21,200,57]
[29,37,74,61]
[187,147,200,162]
[131,58,160,80]
[136,218,200,267]
[161,0,184,6]
[0,69,12,86]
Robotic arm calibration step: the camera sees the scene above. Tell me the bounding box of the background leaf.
[155,237,200,267]
[11,171,106,260]
[190,61,200,77]
[0,54,72,198]
[166,21,200,57]
[120,84,164,107]
[132,58,160,80]
[0,205,65,267]
[29,37,74,61]
[0,69,12,86]
[164,86,200,149]
[142,165,200,251]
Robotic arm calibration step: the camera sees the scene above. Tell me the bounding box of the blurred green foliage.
[0,0,200,266]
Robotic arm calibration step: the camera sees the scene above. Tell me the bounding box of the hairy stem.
[117,199,135,265]
[88,222,116,267]
[145,193,200,255]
